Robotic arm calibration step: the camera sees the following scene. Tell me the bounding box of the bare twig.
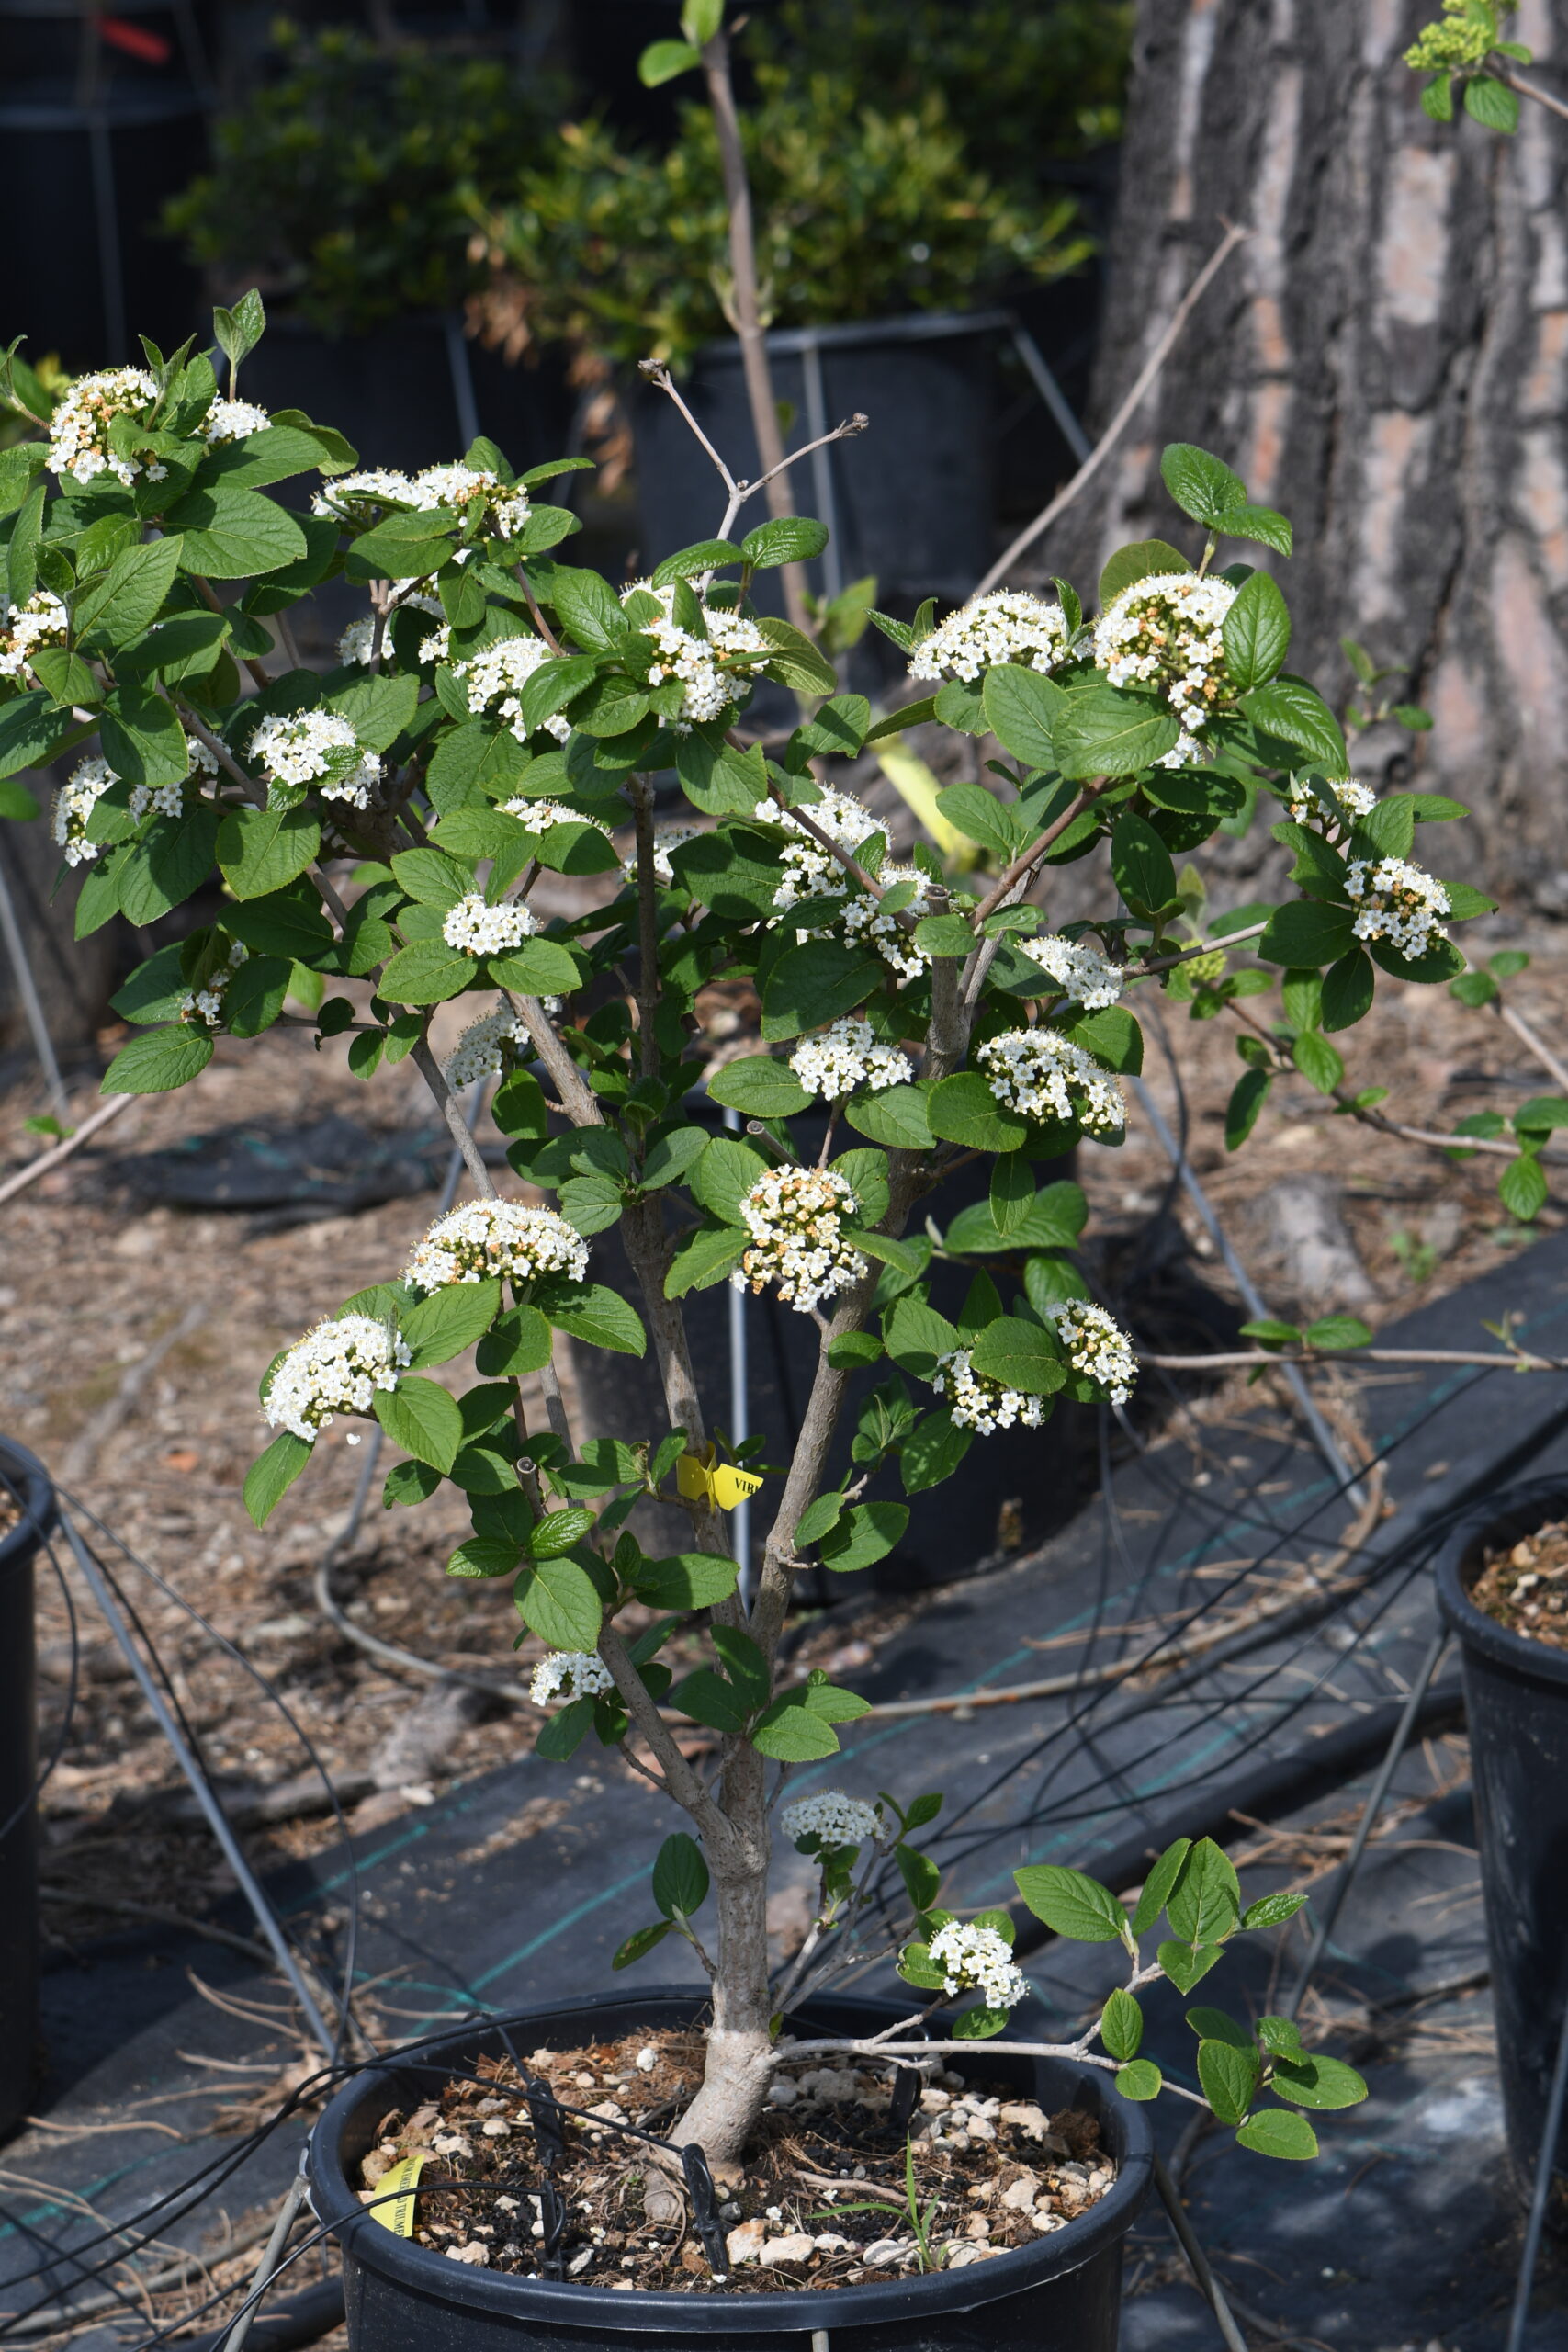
[1145,1344,1568,1373]
[1503,65,1568,124]
[716,414,869,542]
[0,1091,133,1206]
[976,220,1250,594]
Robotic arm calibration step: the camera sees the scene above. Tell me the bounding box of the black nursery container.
[308,1987,1152,2352]
[1437,1477,1568,2188]
[0,1436,55,2139]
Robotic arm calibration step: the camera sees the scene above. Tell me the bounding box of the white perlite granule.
[264,1316,410,1442]
[978,1029,1125,1136]
[908,590,1072,683]
[404,1201,588,1290]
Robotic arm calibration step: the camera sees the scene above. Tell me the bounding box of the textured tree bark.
[1046,0,1568,907]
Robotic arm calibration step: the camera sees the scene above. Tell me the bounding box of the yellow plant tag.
[675,1446,764,1511]
[371,2154,425,2236]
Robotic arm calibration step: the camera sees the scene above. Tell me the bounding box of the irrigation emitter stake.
[1129,1075,1368,1510]
[57,1506,338,2057]
[220,2150,310,2352]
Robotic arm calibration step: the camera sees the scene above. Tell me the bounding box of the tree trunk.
[1047,0,1568,907]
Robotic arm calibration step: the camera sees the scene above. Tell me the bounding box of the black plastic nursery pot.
[1436,1476,1568,2188]
[0,1436,55,2140]
[308,1987,1152,2352]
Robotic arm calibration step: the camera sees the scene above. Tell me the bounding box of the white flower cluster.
[452,634,571,744]
[412,461,531,539]
[840,861,933,984]
[499,797,613,850]
[444,1001,529,1088]
[789,1017,908,1101]
[908,590,1072,683]
[732,1165,866,1316]
[925,1920,1030,2011]
[1092,571,1237,759]
[1286,775,1378,832]
[932,1348,1050,1435]
[199,397,269,445]
[51,755,118,865]
[978,1029,1125,1136]
[264,1315,410,1443]
[442,892,537,957]
[781,1792,888,1849]
[1345,855,1450,958]
[404,1200,588,1291]
[250,709,379,808]
[1051,1302,1138,1406]
[1020,933,1122,1009]
[335,592,443,669]
[624,825,701,888]
[180,938,249,1029]
[529,1652,614,1708]
[311,468,416,523]
[0,589,68,682]
[761,790,932,983]
[47,367,163,486]
[626,580,770,729]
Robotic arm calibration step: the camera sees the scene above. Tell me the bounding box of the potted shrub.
[13,235,1490,2318]
[161,17,571,474]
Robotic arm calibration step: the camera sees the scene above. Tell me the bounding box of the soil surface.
[1471,1519,1568,1650]
[357,2026,1113,2294]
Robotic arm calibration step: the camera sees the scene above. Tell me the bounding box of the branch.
[1503,65,1568,124]
[189,574,272,690]
[515,566,566,656]
[629,775,662,1080]
[975,220,1250,594]
[761,775,918,924]
[1126,919,1269,979]
[411,1033,495,1198]
[1145,1344,1568,1373]
[1491,989,1568,1097]
[716,413,870,543]
[0,1092,134,1207]
[597,1623,738,1857]
[637,360,737,502]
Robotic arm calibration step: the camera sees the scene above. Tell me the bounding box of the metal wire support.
[1281,1628,1450,2024]
[220,2150,310,2352]
[1507,1967,1568,2352]
[57,1506,339,2057]
[0,837,69,1122]
[1152,2152,1249,2352]
[1129,1074,1368,1510]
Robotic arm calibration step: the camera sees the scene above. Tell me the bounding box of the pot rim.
[307,1985,1152,2332]
[0,1435,55,1574]
[1435,1475,1568,1688]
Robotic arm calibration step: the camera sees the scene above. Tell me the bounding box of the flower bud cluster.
[1092,571,1237,759]
[51,755,118,865]
[441,893,537,957]
[781,1792,889,1849]
[624,826,701,888]
[626,581,771,729]
[925,1919,1030,2010]
[1020,933,1123,1009]
[453,634,571,744]
[1404,1,1494,72]
[1,590,68,682]
[404,1200,588,1291]
[47,367,164,486]
[932,1347,1050,1435]
[311,469,418,523]
[199,398,270,445]
[412,461,531,539]
[978,1029,1125,1136]
[732,1165,866,1316]
[250,709,380,808]
[1345,855,1450,957]
[180,938,249,1029]
[530,1652,615,1707]
[1051,1301,1138,1406]
[443,1002,530,1088]
[1286,775,1377,833]
[789,1016,909,1100]
[264,1315,410,1442]
[908,589,1072,683]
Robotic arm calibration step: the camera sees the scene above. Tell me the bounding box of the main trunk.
[669,1747,774,2175]
[1047,0,1568,907]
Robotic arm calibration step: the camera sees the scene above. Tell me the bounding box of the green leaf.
[670,1665,750,1734]
[1160,444,1247,526]
[987,1164,1040,1253]
[0,779,39,820]
[1225,1068,1271,1150]
[222,955,291,1037]
[789,694,870,761]
[529,1506,596,1559]
[844,1081,935,1149]
[99,688,191,793]
[1167,1838,1241,1943]
[516,1554,602,1651]
[373,1376,462,1473]
[446,1537,523,1581]
[673,729,766,815]
[638,36,702,83]
[341,512,456,583]
[651,538,742,587]
[1256,2017,1304,2062]
[760,937,882,1043]
[632,1552,741,1610]
[1186,2007,1255,2051]
[401,1281,502,1368]
[1221,570,1290,691]
[1111,811,1178,917]
[487,938,583,998]
[101,1024,214,1095]
[818,1500,909,1573]
[425,720,530,812]
[652,1832,709,1917]
[1098,538,1190,608]
[1500,1151,1548,1222]
[969,1317,1067,1397]
[900,1406,974,1495]
[692,1135,770,1224]
[1213,503,1292,556]
[536,1281,646,1355]
[1235,2109,1318,2160]
[1114,2059,1163,2100]
[665,1225,747,1297]
[1013,1864,1128,1943]
[1465,72,1520,130]
[164,485,307,579]
[329,672,419,753]
[1258,899,1357,968]
[1241,678,1348,773]
[1292,1031,1344,1094]
[742,516,830,568]
[832,1145,889,1227]
[613,1918,674,1969]
[243,1430,311,1527]
[216,804,321,899]
[73,536,184,647]
[1198,2039,1259,2126]
[952,2005,1012,2041]
[1055,684,1179,779]
[928,1070,1029,1152]
[1157,1941,1226,1993]
[536,1695,596,1761]
[706,1055,812,1118]
[1322,947,1375,1031]
[982,662,1068,770]
[1302,1315,1371,1350]
[1131,1838,1192,1937]
[795,1491,845,1545]
[1100,1986,1144,2062]
[0,689,75,779]
[378,940,475,1006]
[1242,1891,1310,1931]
